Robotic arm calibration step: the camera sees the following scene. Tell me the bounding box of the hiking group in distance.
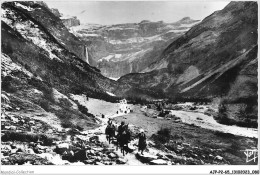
[105,118,147,156]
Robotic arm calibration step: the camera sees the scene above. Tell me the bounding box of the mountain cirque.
[68,17,200,78]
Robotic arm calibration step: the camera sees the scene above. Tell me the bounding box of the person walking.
[117,121,125,136]
[105,120,116,143]
[138,129,147,155]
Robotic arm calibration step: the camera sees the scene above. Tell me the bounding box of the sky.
[46,0,230,25]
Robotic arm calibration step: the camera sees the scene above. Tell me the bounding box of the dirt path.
[80,112,147,165]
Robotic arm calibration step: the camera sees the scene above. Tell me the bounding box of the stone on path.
[150,159,168,165]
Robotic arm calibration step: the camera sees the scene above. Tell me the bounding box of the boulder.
[150,159,168,165]
[209,154,214,159]
[38,153,56,162]
[135,153,158,163]
[156,152,164,158]
[215,155,223,161]
[71,161,85,165]
[165,154,175,159]
[1,145,12,156]
[29,121,35,125]
[9,126,17,130]
[116,158,127,164]
[182,143,190,147]
[61,150,75,161]
[96,152,102,156]
[103,161,110,165]
[25,148,35,154]
[87,149,95,155]
[5,153,53,165]
[103,147,115,153]
[73,149,87,161]
[95,156,102,161]
[92,147,103,152]
[55,143,70,154]
[108,152,118,159]
[55,143,70,152]
[89,136,99,142]
[95,162,104,165]
[11,149,18,154]
[83,159,95,164]
[16,148,25,153]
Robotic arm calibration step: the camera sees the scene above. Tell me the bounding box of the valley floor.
[80,98,258,165]
[1,97,258,165]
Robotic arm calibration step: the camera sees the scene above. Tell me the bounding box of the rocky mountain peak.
[50,8,62,17]
[139,20,151,24]
[61,16,80,28]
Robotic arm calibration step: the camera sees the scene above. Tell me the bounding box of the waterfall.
[85,46,89,64]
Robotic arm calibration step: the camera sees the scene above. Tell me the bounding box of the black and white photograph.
[1,0,259,174]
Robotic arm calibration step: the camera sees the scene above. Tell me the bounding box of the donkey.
[116,124,131,156]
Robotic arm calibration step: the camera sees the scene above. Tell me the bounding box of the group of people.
[105,118,147,155]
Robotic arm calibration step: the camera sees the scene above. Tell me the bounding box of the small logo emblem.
[243,149,258,163]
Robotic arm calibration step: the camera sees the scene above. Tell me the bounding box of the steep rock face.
[50,8,62,17]
[69,18,200,78]
[62,16,80,28]
[117,1,257,97]
[1,1,118,128]
[4,1,88,63]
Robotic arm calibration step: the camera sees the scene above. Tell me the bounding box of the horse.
[116,124,131,156]
[105,124,116,144]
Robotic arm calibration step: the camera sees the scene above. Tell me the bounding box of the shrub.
[1,132,54,146]
[28,78,55,103]
[78,104,89,115]
[38,99,51,112]
[4,41,13,54]
[1,76,18,93]
[158,127,171,137]
[59,98,72,108]
[61,120,75,129]
[155,127,172,143]
[214,103,235,125]
[214,131,235,138]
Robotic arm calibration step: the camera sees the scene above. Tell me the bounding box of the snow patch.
[167,29,189,33]
[108,77,120,81]
[99,55,114,62]
[108,35,163,45]
[106,91,116,97]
